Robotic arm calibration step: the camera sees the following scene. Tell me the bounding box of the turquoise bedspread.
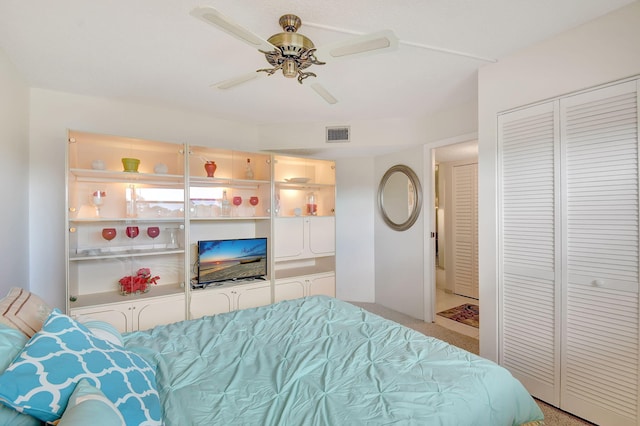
[123,296,543,425]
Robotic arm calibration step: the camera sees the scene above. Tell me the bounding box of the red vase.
[204,161,217,177]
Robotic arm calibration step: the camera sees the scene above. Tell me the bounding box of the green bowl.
[122,157,140,173]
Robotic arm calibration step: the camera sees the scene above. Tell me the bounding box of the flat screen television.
[196,238,267,286]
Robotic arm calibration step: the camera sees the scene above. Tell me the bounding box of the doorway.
[432,141,478,339]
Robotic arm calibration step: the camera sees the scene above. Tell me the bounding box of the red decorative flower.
[119,268,160,294]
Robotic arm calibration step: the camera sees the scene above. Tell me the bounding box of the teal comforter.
[123,296,543,425]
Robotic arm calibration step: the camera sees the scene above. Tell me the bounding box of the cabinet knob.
[592,279,604,287]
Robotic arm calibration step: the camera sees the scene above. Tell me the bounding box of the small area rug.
[437,304,479,328]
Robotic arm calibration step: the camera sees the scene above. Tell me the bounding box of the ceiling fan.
[190,6,399,104]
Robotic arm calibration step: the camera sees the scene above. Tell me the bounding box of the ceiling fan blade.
[212,72,265,90]
[190,6,276,52]
[311,83,338,105]
[315,30,398,60]
[306,21,496,63]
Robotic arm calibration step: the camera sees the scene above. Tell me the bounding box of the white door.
[71,304,131,333]
[499,79,640,426]
[451,163,478,299]
[136,294,185,331]
[498,101,561,405]
[274,218,305,259]
[308,217,335,256]
[559,80,639,426]
[190,288,233,319]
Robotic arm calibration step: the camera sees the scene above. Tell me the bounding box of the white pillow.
[0,288,52,337]
[75,316,124,347]
[58,379,125,426]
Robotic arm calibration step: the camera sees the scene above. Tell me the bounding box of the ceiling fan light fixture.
[257,15,326,84]
[283,59,298,78]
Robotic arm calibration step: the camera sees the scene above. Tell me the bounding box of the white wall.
[335,157,375,302]
[28,89,260,308]
[260,99,478,310]
[0,49,29,296]
[374,145,426,319]
[478,1,640,361]
[258,98,478,156]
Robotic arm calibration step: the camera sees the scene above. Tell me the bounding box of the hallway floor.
[435,285,479,338]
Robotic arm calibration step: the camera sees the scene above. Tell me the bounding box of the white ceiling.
[0,0,634,126]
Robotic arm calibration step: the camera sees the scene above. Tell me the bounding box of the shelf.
[275,181,335,189]
[70,247,185,261]
[67,132,336,325]
[275,214,335,219]
[189,177,270,188]
[70,168,184,185]
[190,277,270,292]
[69,284,185,309]
[70,217,184,223]
[275,268,335,280]
[189,216,270,221]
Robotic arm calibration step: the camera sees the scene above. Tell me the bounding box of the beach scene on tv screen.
[198,239,267,283]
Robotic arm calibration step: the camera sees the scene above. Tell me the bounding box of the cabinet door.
[275,279,306,302]
[274,218,305,259]
[559,80,639,426]
[190,288,233,320]
[308,217,335,255]
[308,274,335,298]
[498,100,560,404]
[70,304,131,334]
[135,295,185,331]
[236,284,271,310]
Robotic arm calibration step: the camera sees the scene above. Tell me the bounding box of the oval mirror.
[378,164,423,231]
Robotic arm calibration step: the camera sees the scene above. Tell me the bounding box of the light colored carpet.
[350,301,595,426]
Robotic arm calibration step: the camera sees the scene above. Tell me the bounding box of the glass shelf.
[275,181,335,189]
[189,177,270,188]
[70,217,184,223]
[70,168,184,185]
[189,216,270,221]
[69,247,185,261]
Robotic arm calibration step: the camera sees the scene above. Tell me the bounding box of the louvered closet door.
[452,163,478,299]
[560,80,639,426]
[498,101,561,405]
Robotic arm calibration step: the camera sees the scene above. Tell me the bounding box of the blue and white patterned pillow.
[0,309,161,425]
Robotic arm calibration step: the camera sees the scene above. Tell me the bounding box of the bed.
[0,291,544,425]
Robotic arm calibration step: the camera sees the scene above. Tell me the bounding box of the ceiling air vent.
[326,126,350,143]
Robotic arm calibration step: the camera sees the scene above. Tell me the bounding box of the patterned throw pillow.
[0,309,161,425]
[58,379,125,426]
[0,288,52,337]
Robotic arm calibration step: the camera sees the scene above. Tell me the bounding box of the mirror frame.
[377,164,423,231]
